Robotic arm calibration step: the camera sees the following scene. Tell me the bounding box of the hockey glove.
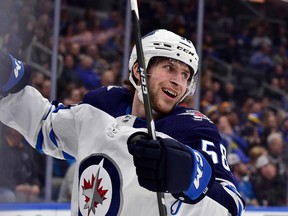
[127,132,215,202]
[0,53,27,96]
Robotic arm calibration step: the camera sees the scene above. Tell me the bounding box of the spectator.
[240,113,262,148]
[200,89,215,113]
[29,71,45,91]
[273,44,288,67]
[40,79,51,99]
[85,44,108,73]
[67,42,81,65]
[110,59,122,85]
[63,86,86,106]
[2,21,22,57]
[228,153,258,206]
[269,63,286,90]
[266,132,287,175]
[216,114,248,157]
[34,13,52,46]
[261,110,279,146]
[222,104,241,133]
[205,105,219,123]
[238,97,256,124]
[62,54,78,81]
[202,33,219,58]
[0,126,42,202]
[250,155,287,206]
[249,42,274,78]
[220,82,239,107]
[101,68,118,86]
[219,36,240,65]
[248,146,268,173]
[17,5,36,53]
[200,69,214,92]
[83,8,97,31]
[251,25,272,49]
[75,55,101,90]
[58,54,82,100]
[235,25,252,64]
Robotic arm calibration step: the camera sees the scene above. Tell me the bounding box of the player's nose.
[169,72,185,86]
[170,79,179,86]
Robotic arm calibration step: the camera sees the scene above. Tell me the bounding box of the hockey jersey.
[0,86,244,216]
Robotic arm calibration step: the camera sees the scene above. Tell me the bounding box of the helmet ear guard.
[128,63,145,103]
[128,29,199,102]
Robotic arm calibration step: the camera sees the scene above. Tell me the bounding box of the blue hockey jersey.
[83,86,244,215]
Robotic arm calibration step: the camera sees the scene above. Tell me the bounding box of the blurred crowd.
[0,0,288,207]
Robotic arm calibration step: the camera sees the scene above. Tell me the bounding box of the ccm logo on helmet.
[177,46,195,56]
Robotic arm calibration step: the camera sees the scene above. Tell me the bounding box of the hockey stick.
[130,0,167,216]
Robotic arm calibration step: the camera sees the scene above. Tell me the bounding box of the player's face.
[148,58,190,114]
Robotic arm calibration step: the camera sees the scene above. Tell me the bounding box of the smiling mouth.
[162,88,177,98]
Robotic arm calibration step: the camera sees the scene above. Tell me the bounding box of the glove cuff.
[172,148,215,204]
[0,55,25,92]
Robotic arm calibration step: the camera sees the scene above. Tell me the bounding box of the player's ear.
[132,63,140,82]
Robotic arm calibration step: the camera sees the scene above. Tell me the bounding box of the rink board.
[0,203,70,216]
[0,203,288,216]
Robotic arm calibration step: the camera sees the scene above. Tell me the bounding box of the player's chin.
[154,101,176,114]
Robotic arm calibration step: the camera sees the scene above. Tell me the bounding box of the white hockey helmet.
[128,29,199,101]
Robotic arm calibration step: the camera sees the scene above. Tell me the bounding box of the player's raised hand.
[127,132,215,202]
[0,53,27,96]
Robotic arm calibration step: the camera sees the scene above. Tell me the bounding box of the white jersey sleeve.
[0,86,78,159]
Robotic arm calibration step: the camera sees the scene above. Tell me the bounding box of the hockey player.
[0,29,244,215]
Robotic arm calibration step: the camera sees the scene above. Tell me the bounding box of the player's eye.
[181,72,189,80]
[163,64,174,72]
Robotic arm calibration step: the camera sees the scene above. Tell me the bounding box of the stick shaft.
[130,0,167,215]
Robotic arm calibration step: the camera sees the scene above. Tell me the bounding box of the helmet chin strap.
[129,73,145,104]
[135,84,144,103]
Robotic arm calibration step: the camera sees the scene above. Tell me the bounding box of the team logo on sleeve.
[179,110,213,123]
[78,154,122,216]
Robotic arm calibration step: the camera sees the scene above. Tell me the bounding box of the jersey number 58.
[201,140,230,171]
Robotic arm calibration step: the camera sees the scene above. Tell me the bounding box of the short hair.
[266,132,282,147]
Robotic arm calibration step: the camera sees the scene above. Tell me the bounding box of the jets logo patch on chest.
[78,154,122,216]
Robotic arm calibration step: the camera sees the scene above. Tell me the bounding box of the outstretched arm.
[0,53,78,159]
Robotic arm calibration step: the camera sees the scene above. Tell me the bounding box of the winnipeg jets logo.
[79,154,122,215]
[179,110,213,123]
[82,159,108,216]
